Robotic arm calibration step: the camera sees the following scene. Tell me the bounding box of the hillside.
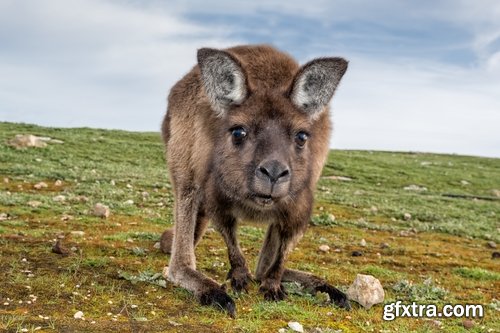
[0,122,499,332]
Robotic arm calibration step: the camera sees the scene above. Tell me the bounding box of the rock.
[8,134,47,148]
[28,201,42,208]
[462,319,474,329]
[491,189,500,197]
[92,203,110,218]
[351,250,363,257]
[3,177,9,183]
[370,206,378,213]
[124,199,134,205]
[70,231,85,237]
[360,239,367,247]
[319,244,330,252]
[460,180,470,185]
[52,240,70,256]
[404,184,427,192]
[73,311,84,319]
[54,180,63,186]
[346,274,385,309]
[33,182,48,190]
[328,214,335,222]
[53,195,66,202]
[0,213,7,221]
[492,252,500,259]
[487,241,497,249]
[380,242,390,249]
[403,213,412,220]
[288,321,304,333]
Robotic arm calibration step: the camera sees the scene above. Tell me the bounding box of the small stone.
[92,203,110,218]
[328,214,336,222]
[53,195,66,202]
[124,199,134,205]
[288,321,304,333]
[73,311,84,319]
[319,244,330,252]
[462,319,474,329]
[71,246,78,252]
[54,180,63,186]
[3,177,9,183]
[126,184,133,189]
[0,213,7,221]
[403,213,412,220]
[487,241,497,249]
[28,200,42,208]
[346,274,385,309]
[351,250,363,257]
[370,206,378,213]
[70,231,85,237]
[380,243,390,249]
[52,240,70,256]
[460,180,470,185]
[404,184,427,191]
[34,182,48,190]
[360,239,367,247]
[8,134,47,148]
[491,189,500,197]
[278,329,286,333]
[131,304,138,309]
[110,180,116,186]
[153,242,161,249]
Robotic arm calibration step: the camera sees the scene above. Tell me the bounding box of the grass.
[0,121,499,332]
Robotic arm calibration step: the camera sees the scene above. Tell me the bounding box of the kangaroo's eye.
[295,131,309,147]
[231,127,247,143]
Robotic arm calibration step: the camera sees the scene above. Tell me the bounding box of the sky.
[0,0,499,157]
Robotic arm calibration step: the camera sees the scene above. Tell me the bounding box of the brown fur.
[161,45,349,316]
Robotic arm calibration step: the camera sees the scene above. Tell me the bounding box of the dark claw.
[199,286,236,318]
[260,283,287,301]
[315,284,351,310]
[226,267,253,293]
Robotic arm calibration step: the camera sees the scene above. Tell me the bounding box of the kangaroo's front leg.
[256,222,304,301]
[167,187,235,317]
[212,214,253,292]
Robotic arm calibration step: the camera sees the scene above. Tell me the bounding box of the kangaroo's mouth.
[251,193,275,207]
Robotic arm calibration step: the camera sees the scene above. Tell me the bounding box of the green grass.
[0,122,499,333]
[453,267,500,281]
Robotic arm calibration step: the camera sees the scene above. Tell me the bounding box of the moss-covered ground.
[0,122,499,332]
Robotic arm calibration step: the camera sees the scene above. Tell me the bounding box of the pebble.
[52,240,70,256]
[73,311,84,319]
[3,177,9,183]
[460,180,470,185]
[70,231,85,237]
[351,251,363,257]
[53,195,66,202]
[54,180,63,186]
[0,213,7,221]
[403,213,412,220]
[27,200,42,208]
[92,203,110,218]
[462,319,474,329]
[404,184,427,191]
[346,274,385,309]
[288,321,304,333]
[370,206,378,213]
[318,244,330,252]
[34,182,48,189]
[380,242,390,249]
[360,239,367,247]
[487,241,497,249]
[124,199,134,205]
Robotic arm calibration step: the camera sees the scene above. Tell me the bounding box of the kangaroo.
[161,45,350,317]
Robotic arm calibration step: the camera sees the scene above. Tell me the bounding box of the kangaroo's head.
[198,47,347,210]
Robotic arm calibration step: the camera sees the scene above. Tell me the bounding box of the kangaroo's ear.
[290,57,348,119]
[197,48,248,116]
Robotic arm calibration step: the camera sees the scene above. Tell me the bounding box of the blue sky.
[1,0,499,157]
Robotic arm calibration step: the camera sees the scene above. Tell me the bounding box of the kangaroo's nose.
[256,160,290,184]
